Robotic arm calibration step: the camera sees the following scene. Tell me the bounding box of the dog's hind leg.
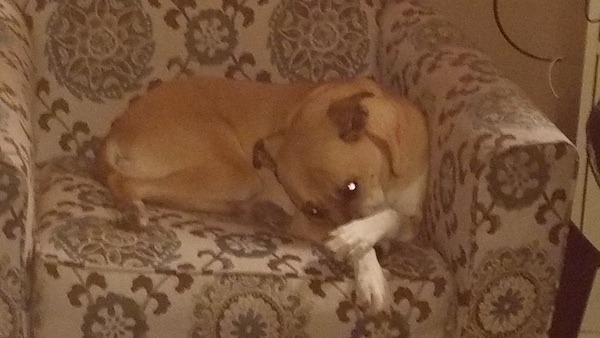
[118,159,265,220]
[98,133,266,227]
[104,173,152,228]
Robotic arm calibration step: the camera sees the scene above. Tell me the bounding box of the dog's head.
[254,78,422,229]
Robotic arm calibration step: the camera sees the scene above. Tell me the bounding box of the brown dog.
[95,76,429,313]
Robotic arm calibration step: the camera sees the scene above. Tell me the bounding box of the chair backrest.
[25,0,382,162]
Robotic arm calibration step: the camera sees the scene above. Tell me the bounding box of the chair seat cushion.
[33,156,454,337]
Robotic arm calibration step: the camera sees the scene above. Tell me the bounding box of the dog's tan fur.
[96,77,315,216]
[96,76,429,312]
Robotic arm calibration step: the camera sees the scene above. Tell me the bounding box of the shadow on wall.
[424,0,586,141]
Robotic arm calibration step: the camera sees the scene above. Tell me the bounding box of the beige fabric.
[0,1,34,337]
[33,156,452,337]
[0,0,579,337]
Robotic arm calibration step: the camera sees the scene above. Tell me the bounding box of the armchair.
[0,0,578,336]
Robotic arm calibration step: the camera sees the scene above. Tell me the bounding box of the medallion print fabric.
[190,274,312,338]
[184,9,238,65]
[486,145,550,210]
[29,0,380,161]
[49,216,182,268]
[46,0,155,102]
[464,244,557,337]
[81,292,149,338]
[33,156,452,337]
[0,0,579,336]
[268,0,370,81]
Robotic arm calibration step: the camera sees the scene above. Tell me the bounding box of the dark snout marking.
[327,91,374,143]
[252,139,277,172]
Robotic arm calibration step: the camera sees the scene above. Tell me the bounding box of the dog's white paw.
[354,251,389,314]
[326,219,379,261]
[326,209,400,262]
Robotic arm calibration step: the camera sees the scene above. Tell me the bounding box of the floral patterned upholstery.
[0,0,578,337]
[0,1,34,337]
[33,156,451,337]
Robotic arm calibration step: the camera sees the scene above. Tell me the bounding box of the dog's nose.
[339,207,363,224]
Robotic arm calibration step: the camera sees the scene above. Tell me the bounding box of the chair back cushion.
[26,0,381,161]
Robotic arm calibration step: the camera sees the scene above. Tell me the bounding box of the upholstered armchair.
[0,0,579,336]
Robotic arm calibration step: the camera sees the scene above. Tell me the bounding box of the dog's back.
[94,77,319,222]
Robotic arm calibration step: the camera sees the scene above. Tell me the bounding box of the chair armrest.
[0,0,35,322]
[0,1,35,335]
[377,1,578,336]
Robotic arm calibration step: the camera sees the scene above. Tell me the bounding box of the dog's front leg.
[353,248,389,314]
[326,208,412,262]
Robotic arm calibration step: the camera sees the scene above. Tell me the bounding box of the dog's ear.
[253,133,284,172]
[327,91,374,142]
[253,139,276,171]
[327,91,405,176]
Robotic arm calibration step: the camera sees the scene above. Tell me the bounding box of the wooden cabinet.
[573,6,600,333]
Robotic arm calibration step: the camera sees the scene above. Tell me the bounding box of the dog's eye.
[339,180,359,201]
